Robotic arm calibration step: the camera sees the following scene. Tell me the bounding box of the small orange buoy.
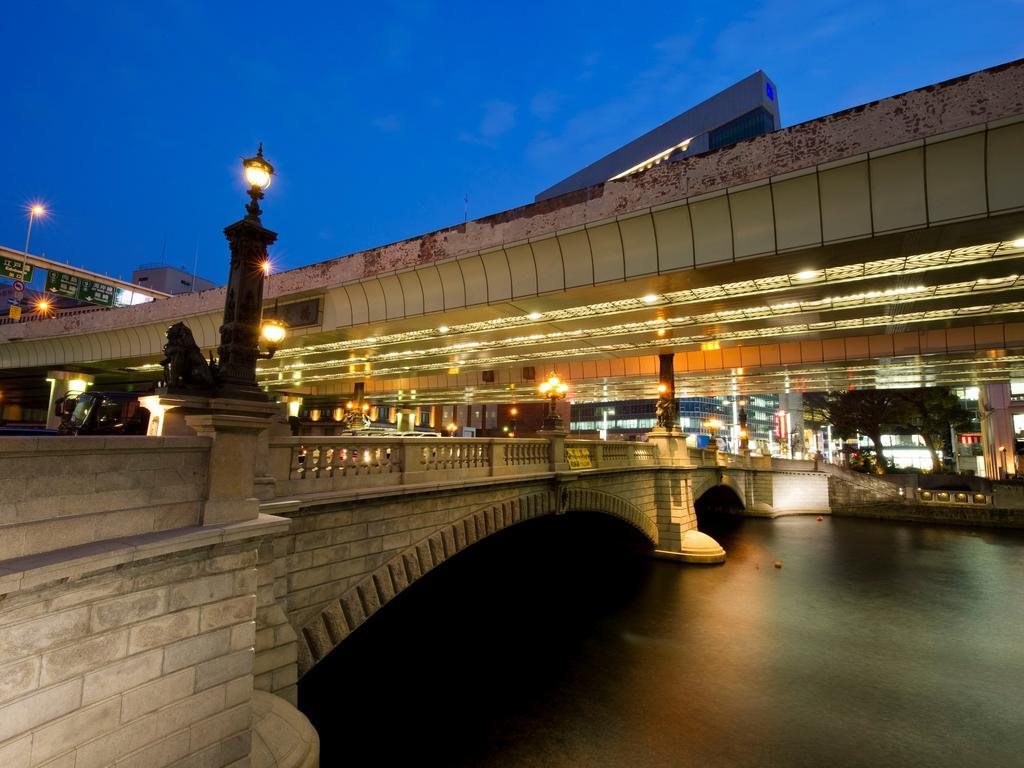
[773,561,783,569]
[816,516,823,522]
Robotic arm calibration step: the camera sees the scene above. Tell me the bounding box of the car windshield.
[69,397,94,427]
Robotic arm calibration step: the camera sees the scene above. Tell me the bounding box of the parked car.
[57,392,151,436]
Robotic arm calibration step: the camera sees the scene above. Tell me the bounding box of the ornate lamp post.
[653,352,678,432]
[218,144,282,399]
[341,399,371,429]
[538,370,569,431]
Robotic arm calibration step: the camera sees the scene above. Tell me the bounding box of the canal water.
[299,513,1024,767]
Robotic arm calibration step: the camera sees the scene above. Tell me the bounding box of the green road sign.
[77,279,116,307]
[45,270,117,307]
[45,270,81,299]
[0,258,34,282]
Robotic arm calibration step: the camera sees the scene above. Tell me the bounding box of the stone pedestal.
[647,429,691,466]
[653,530,727,564]
[141,393,279,525]
[250,691,320,768]
[537,429,570,472]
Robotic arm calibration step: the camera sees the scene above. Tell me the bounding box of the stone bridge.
[0,429,831,767]
[249,433,829,690]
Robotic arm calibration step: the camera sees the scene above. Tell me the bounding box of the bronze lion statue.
[161,322,217,391]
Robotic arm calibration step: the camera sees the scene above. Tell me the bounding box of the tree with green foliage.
[898,387,973,472]
[826,390,905,473]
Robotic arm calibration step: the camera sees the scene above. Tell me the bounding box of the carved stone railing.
[268,437,553,496]
[265,435,825,500]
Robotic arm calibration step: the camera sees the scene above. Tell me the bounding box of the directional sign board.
[77,278,116,307]
[45,270,118,307]
[0,258,34,282]
[45,270,82,299]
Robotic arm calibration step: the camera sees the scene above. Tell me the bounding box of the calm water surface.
[300,514,1024,767]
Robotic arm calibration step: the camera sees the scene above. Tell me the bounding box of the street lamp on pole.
[158,147,286,396]
[538,370,569,431]
[24,204,45,255]
[217,144,284,398]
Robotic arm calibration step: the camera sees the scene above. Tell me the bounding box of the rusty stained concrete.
[3,58,1024,346]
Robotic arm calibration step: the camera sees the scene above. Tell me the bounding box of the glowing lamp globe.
[243,145,275,190]
[260,319,287,346]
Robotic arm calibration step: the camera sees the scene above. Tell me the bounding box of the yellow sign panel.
[566,446,593,470]
[8,305,21,321]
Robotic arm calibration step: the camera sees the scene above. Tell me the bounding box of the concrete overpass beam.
[980,382,1018,479]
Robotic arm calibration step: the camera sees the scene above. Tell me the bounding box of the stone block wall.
[822,464,905,511]
[259,469,711,683]
[767,471,830,515]
[0,538,261,768]
[256,479,556,690]
[0,437,210,561]
[254,534,299,705]
[569,469,669,545]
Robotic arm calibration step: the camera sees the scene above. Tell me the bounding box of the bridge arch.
[694,482,746,513]
[295,484,655,674]
[560,486,659,546]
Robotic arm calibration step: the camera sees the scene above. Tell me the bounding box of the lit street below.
[300,514,1024,767]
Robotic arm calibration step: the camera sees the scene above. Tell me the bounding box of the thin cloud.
[370,115,401,133]
[459,99,517,145]
[529,90,562,120]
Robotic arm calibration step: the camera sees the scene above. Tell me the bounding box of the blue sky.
[3,1,1023,286]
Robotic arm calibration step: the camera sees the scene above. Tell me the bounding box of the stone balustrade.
[268,437,554,497]
[267,436,678,499]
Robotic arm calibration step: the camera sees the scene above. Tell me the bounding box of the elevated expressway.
[2,61,1024,410]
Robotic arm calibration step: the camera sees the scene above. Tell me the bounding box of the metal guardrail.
[0,304,111,325]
